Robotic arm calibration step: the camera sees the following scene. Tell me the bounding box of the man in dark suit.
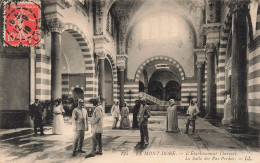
[29,99,44,136]
[137,98,151,148]
[132,100,140,128]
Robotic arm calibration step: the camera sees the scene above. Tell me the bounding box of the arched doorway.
[104,58,113,110]
[145,62,182,101]
[139,81,144,92]
[59,24,95,107]
[72,88,84,100]
[148,81,163,100]
[165,81,181,101]
[135,57,185,99]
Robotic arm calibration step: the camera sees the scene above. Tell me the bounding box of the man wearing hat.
[137,97,151,147]
[29,99,44,136]
[185,99,200,135]
[72,99,89,156]
[111,100,120,129]
[85,97,104,158]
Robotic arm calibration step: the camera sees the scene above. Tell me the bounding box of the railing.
[139,92,181,106]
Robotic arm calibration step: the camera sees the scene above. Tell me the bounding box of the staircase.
[139,92,182,116]
[139,92,181,106]
[139,92,170,106]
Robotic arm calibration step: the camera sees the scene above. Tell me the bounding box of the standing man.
[137,98,151,148]
[72,99,89,157]
[132,100,140,129]
[29,99,44,136]
[184,99,200,135]
[111,100,120,129]
[85,97,104,158]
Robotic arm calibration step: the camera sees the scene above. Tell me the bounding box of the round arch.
[70,86,84,100]
[135,56,185,83]
[217,6,253,111]
[125,12,198,54]
[148,81,164,100]
[124,1,199,53]
[63,23,95,106]
[216,10,232,112]
[165,80,181,101]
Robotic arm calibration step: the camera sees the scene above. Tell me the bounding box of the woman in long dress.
[166,99,180,133]
[52,99,65,135]
[120,102,130,129]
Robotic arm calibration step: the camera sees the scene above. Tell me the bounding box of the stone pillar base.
[228,123,248,134]
[221,119,231,125]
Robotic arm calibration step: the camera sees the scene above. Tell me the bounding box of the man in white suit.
[72,99,89,156]
[85,97,104,158]
[111,100,120,129]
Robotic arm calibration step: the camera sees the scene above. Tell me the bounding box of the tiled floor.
[0,114,259,163]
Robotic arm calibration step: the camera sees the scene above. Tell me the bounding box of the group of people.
[72,98,104,158]
[30,96,200,158]
[29,98,65,136]
[110,101,130,129]
[166,98,200,135]
[73,97,152,158]
[110,98,151,147]
[30,97,104,158]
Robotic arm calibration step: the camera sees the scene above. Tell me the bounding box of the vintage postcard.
[0,0,259,162]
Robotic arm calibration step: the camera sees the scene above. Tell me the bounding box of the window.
[141,13,179,40]
[106,12,113,35]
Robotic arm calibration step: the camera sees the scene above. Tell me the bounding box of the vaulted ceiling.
[108,0,205,53]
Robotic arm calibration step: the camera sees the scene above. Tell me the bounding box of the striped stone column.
[97,52,106,108]
[205,46,216,119]
[196,62,204,115]
[229,0,250,133]
[117,55,128,108]
[194,49,206,116]
[119,68,125,108]
[203,23,220,119]
[47,18,64,101]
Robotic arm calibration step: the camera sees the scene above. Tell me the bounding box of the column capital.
[96,51,106,59]
[194,48,206,63]
[196,61,204,68]
[116,54,128,61]
[205,43,217,54]
[93,35,110,43]
[46,18,64,33]
[116,55,128,70]
[227,0,250,13]
[118,66,125,71]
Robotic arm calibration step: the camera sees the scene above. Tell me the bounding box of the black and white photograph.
[0,0,259,162]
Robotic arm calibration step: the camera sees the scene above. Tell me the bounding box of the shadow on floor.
[206,118,260,150]
[134,142,149,154]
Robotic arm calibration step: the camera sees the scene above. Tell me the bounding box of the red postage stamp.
[3,1,41,47]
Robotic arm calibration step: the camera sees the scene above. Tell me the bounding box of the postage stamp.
[3,1,41,47]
